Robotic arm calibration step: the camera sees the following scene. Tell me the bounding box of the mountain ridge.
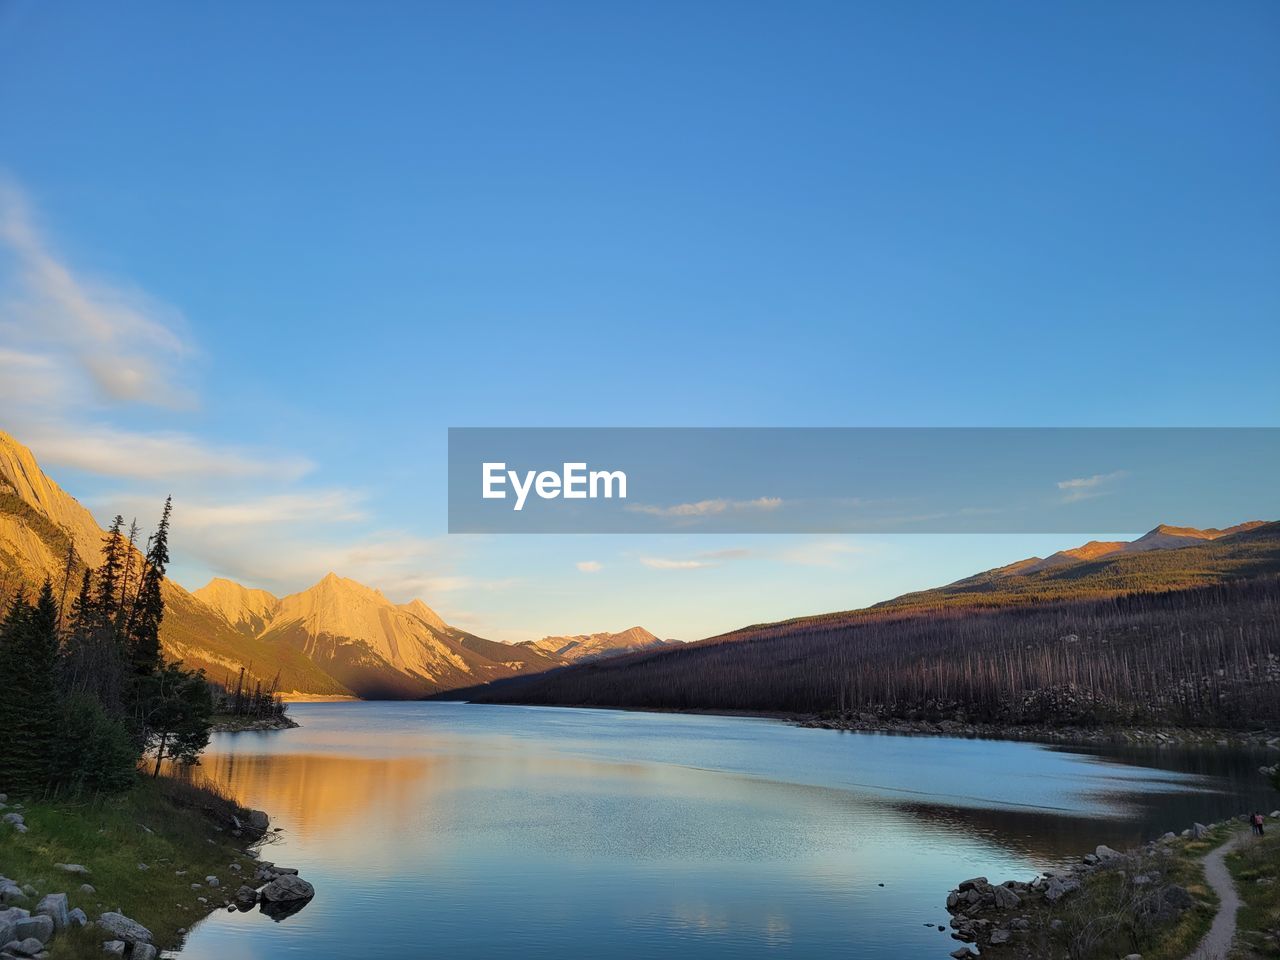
[517,626,675,663]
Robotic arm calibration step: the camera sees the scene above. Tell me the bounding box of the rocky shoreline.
[942,812,1280,959]
[797,714,1280,749]
[1,792,315,959]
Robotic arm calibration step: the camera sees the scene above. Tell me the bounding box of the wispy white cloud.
[0,178,192,408]
[626,496,782,519]
[1057,470,1128,503]
[0,178,474,611]
[27,423,314,482]
[640,557,714,570]
[576,560,603,573]
[777,540,867,567]
[110,489,363,530]
[0,179,313,485]
[638,547,752,571]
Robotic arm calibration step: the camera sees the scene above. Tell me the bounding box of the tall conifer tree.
[129,497,170,677]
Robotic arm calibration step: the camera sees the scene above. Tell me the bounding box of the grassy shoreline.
[1227,826,1280,958]
[945,822,1239,960]
[0,775,271,958]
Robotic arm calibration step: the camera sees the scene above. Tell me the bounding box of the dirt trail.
[1187,831,1245,960]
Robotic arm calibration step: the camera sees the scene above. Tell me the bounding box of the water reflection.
[175,703,1278,960]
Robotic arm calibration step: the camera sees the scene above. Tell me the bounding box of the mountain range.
[0,429,666,700]
[516,627,676,663]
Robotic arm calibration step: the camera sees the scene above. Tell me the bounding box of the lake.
[173,702,1276,960]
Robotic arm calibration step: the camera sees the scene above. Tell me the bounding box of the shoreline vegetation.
[0,775,316,959]
[940,817,1275,960]
[459,576,1280,742]
[0,496,310,958]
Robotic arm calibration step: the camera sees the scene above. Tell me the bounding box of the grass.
[1228,825,1280,958]
[952,823,1233,960]
[1052,827,1226,960]
[0,774,272,958]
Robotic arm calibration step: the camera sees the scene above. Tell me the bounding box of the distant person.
[1252,812,1265,836]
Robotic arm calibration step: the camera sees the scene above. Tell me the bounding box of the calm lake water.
[173,702,1277,960]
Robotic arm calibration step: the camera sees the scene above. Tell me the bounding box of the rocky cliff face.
[192,578,280,637]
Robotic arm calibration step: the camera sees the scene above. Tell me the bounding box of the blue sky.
[1,1,1277,641]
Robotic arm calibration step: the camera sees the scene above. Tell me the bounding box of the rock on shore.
[943,817,1257,957]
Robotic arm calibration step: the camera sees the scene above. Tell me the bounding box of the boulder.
[10,936,44,956]
[1095,844,1123,861]
[102,942,126,956]
[957,877,987,892]
[1044,876,1081,903]
[1,813,23,826]
[260,875,314,903]
[68,908,87,927]
[34,893,68,931]
[53,864,89,877]
[132,944,158,960]
[950,949,978,960]
[1191,823,1209,840]
[0,882,24,905]
[96,912,152,944]
[13,914,53,943]
[79,885,96,895]
[990,928,1011,944]
[0,907,19,944]
[245,809,269,832]
[992,885,1021,909]
[205,876,219,887]
[234,886,258,910]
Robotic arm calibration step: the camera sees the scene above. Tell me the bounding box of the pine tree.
[95,515,126,627]
[0,594,31,789]
[118,518,140,624]
[128,497,170,677]
[57,540,76,628]
[0,582,62,794]
[142,660,212,776]
[68,568,94,635]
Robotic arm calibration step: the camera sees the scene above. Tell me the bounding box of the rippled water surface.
[173,702,1276,960]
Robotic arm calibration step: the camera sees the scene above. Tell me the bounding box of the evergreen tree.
[57,540,76,628]
[118,518,140,626]
[0,594,30,789]
[142,661,212,776]
[95,515,126,626]
[68,568,94,634]
[128,497,170,677]
[0,582,62,795]
[54,694,136,794]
